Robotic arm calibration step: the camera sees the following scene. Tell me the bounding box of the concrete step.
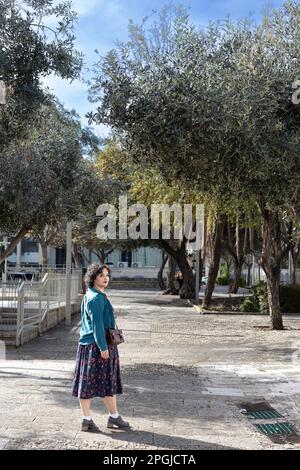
[0,316,17,330]
[0,331,16,342]
[0,337,16,347]
[0,308,18,313]
[0,331,16,347]
[109,285,160,290]
[109,278,160,289]
[0,324,17,331]
[110,282,159,286]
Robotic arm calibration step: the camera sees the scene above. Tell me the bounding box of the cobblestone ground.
[0,289,300,450]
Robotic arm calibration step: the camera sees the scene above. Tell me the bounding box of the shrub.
[219,261,230,279]
[238,278,247,287]
[241,282,300,314]
[240,297,259,312]
[216,276,231,286]
[253,281,268,314]
[240,281,267,314]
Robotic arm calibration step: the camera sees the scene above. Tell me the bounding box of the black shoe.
[107,415,131,430]
[81,418,101,433]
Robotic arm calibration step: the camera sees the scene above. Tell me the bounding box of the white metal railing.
[5,265,72,283]
[240,267,300,287]
[0,270,81,347]
[0,282,20,334]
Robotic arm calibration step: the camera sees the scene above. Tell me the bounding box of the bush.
[240,280,267,314]
[240,297,259,312]
[280,284,300,313]
[216,276,231,286]
[219,261,230,279]
[241,282,300,314]
[238,278,247,288]
[253,281,268,313]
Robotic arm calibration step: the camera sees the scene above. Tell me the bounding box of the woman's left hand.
[101,349,109,360]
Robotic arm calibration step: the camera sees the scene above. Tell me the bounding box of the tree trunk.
[93,250,102,263]
[172,241,195,299]
[227,223,247,294]
[100,249,106,264]
[156,239,195,298]
[40,242,48,269]
[0,226,29,265]
[157,252,168,291]
[178,253,195,299]
[197,250,204,294]
[93,250,107,264]
[228,261,242,294]
[100,248,114,265]
[246,261,252,286]
[164,255,178,295]
[72,243,82,269]
[266,275,283,330]
[203,214,226,308]
[260,207,283,330]
[35,230,57,271]
[202,216,207,270]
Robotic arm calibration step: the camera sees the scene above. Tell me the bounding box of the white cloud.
[41,0,125,36]
[42,74,87,97]
[41,74,89,119]
[41,73,111,137]
[104,0,123,18]
[70,0,102,16]
[45,0,121,17]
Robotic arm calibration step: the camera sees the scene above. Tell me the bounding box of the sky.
[42,0,287,139]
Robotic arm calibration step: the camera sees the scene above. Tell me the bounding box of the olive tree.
[88,2,300,328]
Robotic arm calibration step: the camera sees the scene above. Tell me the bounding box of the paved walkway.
[0,289,300,450]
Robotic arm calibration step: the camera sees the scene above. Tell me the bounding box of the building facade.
[3,237,164,270]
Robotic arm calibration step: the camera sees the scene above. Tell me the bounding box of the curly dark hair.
[84,263,111,289]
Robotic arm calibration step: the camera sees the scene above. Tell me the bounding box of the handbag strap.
[113,308,119,329]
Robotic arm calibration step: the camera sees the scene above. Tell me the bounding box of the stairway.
[108,277,161,290]
[0,312,17,347]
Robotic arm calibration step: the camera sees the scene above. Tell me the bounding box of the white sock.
[83,415,92,421]
[109,412,119,419]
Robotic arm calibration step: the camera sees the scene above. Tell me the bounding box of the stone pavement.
[0,288,300,450]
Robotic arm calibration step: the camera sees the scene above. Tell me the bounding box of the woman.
[72,263,131,432]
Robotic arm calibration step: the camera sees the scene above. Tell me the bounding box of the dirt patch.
[191,296,253,314]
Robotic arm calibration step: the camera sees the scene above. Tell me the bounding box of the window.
[21,239,39,255]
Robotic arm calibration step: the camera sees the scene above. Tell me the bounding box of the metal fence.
[0,270,81,346]
[0,282,19,334]
[5,265,78,283]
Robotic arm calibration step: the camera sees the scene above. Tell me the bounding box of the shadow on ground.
[2,433,235,450]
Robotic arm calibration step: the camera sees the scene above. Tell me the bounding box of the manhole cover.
[239,401,300,444]
[248,409,282,420]
[254,422,296,435]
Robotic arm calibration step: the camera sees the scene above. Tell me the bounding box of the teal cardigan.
[79,287,116,351]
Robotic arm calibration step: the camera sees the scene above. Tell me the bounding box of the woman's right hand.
[101,349,109,360]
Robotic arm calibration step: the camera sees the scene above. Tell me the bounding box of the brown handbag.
[106,324,124,346]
